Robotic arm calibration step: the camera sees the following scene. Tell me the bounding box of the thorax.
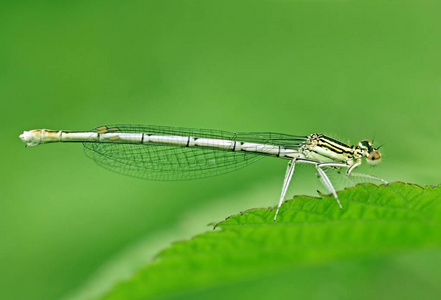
[301,134,361,164]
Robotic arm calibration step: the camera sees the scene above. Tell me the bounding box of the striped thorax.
[301,133,381,167]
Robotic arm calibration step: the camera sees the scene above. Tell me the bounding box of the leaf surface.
[101,183,441,300]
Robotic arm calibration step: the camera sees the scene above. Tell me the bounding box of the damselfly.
[20,125,387,220]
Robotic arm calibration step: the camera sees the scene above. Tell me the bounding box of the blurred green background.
[1,1,440,299]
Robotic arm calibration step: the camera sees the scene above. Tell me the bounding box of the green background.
[1,1,440,299]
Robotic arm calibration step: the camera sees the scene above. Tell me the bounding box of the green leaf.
[100,183,441,300]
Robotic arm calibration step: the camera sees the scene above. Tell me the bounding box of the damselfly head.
[358,139,382,165]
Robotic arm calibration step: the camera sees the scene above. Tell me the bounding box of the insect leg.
[348,172,388,184]
[274,159,296,221]
[316,162,345,209]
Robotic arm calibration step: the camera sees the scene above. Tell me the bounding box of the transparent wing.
[83,125,305,181]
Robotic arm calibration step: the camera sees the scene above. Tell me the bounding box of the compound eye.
[366,151,382,165]
[358,139,371,149]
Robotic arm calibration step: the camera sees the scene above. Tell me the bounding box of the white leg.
[316,165,344,209]
[349,172,388,184]
[346,161,361,174]
[274,160,296,221]
[295,159,345,209]
[274,158,345,218]
[343,160,387,184]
